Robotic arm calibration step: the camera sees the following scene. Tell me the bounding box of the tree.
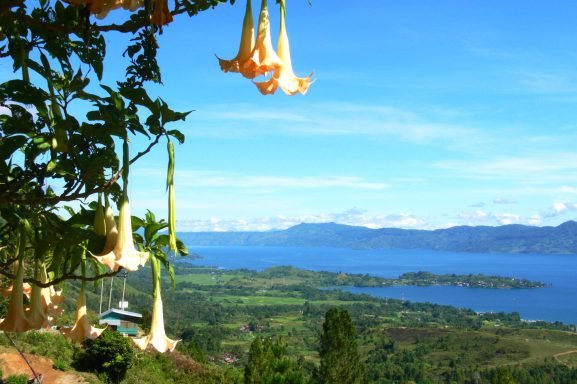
[0,0,217,340]
[0,0,311,345]
[317,308,366,384]
[245,336,305,384]
[74,328,135,383]
[491,367,517,384]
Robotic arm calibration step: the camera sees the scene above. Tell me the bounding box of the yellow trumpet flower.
[1,282,31,299]
[0,258,33,333]
[93,196,148,272]
[91,197,119,270]
[62,281,105,343]
[26,268,47,329]
[94,193,106,237]
[133,257,180,352]
[63,0,156,23]
[63,0,121,18]
[40,266,64,324]
[255,0,313,95]
[93,137,147,271]
[111,196,149,271]
[150,0,173,26]
[241,0,282,79]
[218,0,255,75]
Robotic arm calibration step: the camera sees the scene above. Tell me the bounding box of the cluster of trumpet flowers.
[64,0,173,25]
[218,0,313,95]
[88,137,178,352]
[0,232,64,334]
[63,0,312,94]
[0,136,179,353]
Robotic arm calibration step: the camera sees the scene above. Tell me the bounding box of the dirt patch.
[0,352,89,384]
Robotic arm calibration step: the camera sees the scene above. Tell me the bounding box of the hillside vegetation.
[2,264,576,383]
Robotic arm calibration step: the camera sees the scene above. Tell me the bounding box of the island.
[176,265,548,289]
[394,271,548,289]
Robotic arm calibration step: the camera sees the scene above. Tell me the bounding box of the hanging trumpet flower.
[62,280,106,343]
[26,265,48,329]
[241,0,282,79]
[150,0,173,26]
[133,256,180,352]
[112,190,149,271]
[40,266,64,324]
[91,137,148,271]
[255,0,313,95]
[0,230,33,333]
[91,195,120,270]
[1,282,32,299]
[167,139,178,253]
[217,0,255,75]
[63,0,171,26]
[91,194,120,270]
[94,193,106,237]
[62,254,105,342]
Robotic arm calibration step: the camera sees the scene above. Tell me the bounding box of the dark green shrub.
[73,329,135,383]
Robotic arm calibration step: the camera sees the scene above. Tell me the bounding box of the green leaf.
[176,239,189,256]
[0,135,27,161]
[167,130,185,144]
[131,215,145,231]
[119,86,157,112]
[0,80,49,107]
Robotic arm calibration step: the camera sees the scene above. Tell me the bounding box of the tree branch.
[2,133,163,204]
[0,267,122,288]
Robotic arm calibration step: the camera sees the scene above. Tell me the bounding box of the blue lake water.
[182,246,577,325]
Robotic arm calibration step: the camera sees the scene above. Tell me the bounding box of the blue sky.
[9,0,577,231]
[126,0,577,231]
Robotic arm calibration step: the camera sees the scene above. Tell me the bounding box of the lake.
[182,246,577,325]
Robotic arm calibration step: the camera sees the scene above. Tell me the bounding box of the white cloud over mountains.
[178,209,429,232]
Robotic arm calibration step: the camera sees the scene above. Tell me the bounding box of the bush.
[5,374,29,384]
[52,356,70,371]
[73,329,135,383]
[19,331,76,366]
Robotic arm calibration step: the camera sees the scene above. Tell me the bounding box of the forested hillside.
[179,221,577,254]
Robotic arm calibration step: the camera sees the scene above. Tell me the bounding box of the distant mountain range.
[177,221,577,254]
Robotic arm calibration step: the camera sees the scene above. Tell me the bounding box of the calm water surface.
[182,246,577,325]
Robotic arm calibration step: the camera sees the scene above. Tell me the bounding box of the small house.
[99,308,142,336]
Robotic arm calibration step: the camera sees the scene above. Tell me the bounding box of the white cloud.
[546,201,577,217]
[559,186,577,194]
[493,197,517,205]
[495,213,521,225]
[468,202,485,208]
[456,210,543,227]
[177,209,431,232]
[528,214,543,226]
[458,210,489,221]
[433,154,577,182]
[136,168,388,191]
[190,102,483,148]
[517,71,577,94]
